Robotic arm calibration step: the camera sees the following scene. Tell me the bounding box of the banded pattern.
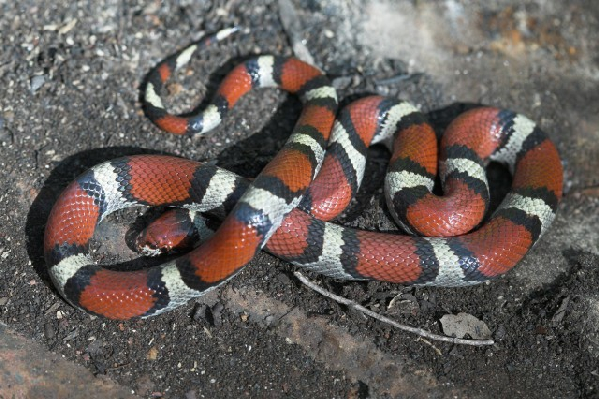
[139,99,563,287]
[45,30,563,320]
[45,30,338,319]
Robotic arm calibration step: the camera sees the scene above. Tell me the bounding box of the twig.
[293,271,495,347]
[416,337,443,356]
[375,72,424,86]
[278,0,317,65]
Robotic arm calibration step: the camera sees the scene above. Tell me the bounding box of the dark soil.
[1,0,598,398]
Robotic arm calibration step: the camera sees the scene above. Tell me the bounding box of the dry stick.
[293,271,495,347]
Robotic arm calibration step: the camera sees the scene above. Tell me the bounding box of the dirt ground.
[1,0,599,398]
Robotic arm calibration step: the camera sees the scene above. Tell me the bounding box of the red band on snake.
[44,29,563,320]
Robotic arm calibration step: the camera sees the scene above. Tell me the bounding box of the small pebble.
[276,273,291,285]
[191,303,209,323]
[211,302,223,327]
[86,339,104,356]
[494,324,507,340]
[44,322,56,340]
[332,76,352,90]
[30,75,46,93]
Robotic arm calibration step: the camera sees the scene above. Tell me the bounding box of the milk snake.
[44,29,563,320]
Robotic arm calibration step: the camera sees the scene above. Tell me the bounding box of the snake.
[44,29,563,320]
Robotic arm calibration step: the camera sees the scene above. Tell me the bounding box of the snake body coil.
[44,30,563,320]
